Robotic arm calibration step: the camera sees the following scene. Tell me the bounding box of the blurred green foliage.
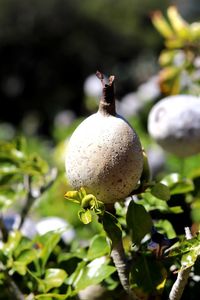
[0,0,170,134]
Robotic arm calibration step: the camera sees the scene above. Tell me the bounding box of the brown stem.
[111,240,139,300]
[0,214,9,242]
[104,204,139,300]
[96,71,116,116]
[5,272,25,300]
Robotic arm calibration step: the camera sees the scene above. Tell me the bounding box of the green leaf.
[161,173,194,195]
[126,201,153,245]
[155,220,177,239]
[64,190,81,203]
[58,249,86,263]
[72,257,116,294]
[87,235,110,260]
[102,212,122,247]
[181,249,199,269]
[35,294,68,300]
[37,231,62,270]
[42,268,68,293]
[81,194,97,209]
[0,163,19,175]
[130,255,167,293]
[15,249,38,265]
[78,209,92,224]
[150,183,170,201]
[140,192,183,214]
[0,194,13,210]
[169,235,200,258]
[12,249,37,275]
[12,261,27,276]
[14,236,34,258]
[3,231,22,256]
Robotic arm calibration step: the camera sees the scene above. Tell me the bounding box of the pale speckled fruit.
[148,95,200,157]
[65,111,143,204]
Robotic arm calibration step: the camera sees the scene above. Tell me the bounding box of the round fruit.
[148,95,200,157]
[65,72,143,203]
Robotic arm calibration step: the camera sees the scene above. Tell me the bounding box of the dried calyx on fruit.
[65,71,143,204]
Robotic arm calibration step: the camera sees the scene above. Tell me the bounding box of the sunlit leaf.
[155,219,177,239]
[161,173,194,194]
[37,231,62,270]
[0,194,13,210]
[167,6,190,39]
[3,231,22,256]
[150,183,170,201]
[168,235,200,258]
[72,257,115,294]
[81,194,97,209]
[42,268,67,292]
[151,11,174,38]
[14,249,38,266]
[35,293,69,299]
[78,209,92,224]
[140,192,183,214]
[181,249,199,269]
[87,235,110,260]
[12,261,27,276]
[64,190,81,203]
[159,49,176,66]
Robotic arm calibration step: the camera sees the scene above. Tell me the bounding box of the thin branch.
[5,272,25,300]
[19,169,57,229]
[18,175,33,229]
[0,213,9,242]
[168,227,193,300]
[111,240,139,300]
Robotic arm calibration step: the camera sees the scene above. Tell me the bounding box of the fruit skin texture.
[148,95,200,157]
[65,74,143,204]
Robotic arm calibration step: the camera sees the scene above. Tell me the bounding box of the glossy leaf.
[150,183,170,201]
[64,190,81,203]
[181,249,199,269]
[140,192,183,214]
[3,231,22,256]
[155,220,177,239]
[87,234,110,260]
[161,173,194,194]
[126,200,152,245]
[169,235,200,258]
[15,249,37,265]
[81,194,97,209]
[78,209,92,224]
[12,261,27,276]
[14,236,34,258]
[35,293,68,300]
[37,231,62,270]
[42,268,67,292]
[72,257,116,293]
[102,211,122,247]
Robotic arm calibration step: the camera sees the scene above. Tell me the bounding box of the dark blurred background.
[0,0,199,136]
